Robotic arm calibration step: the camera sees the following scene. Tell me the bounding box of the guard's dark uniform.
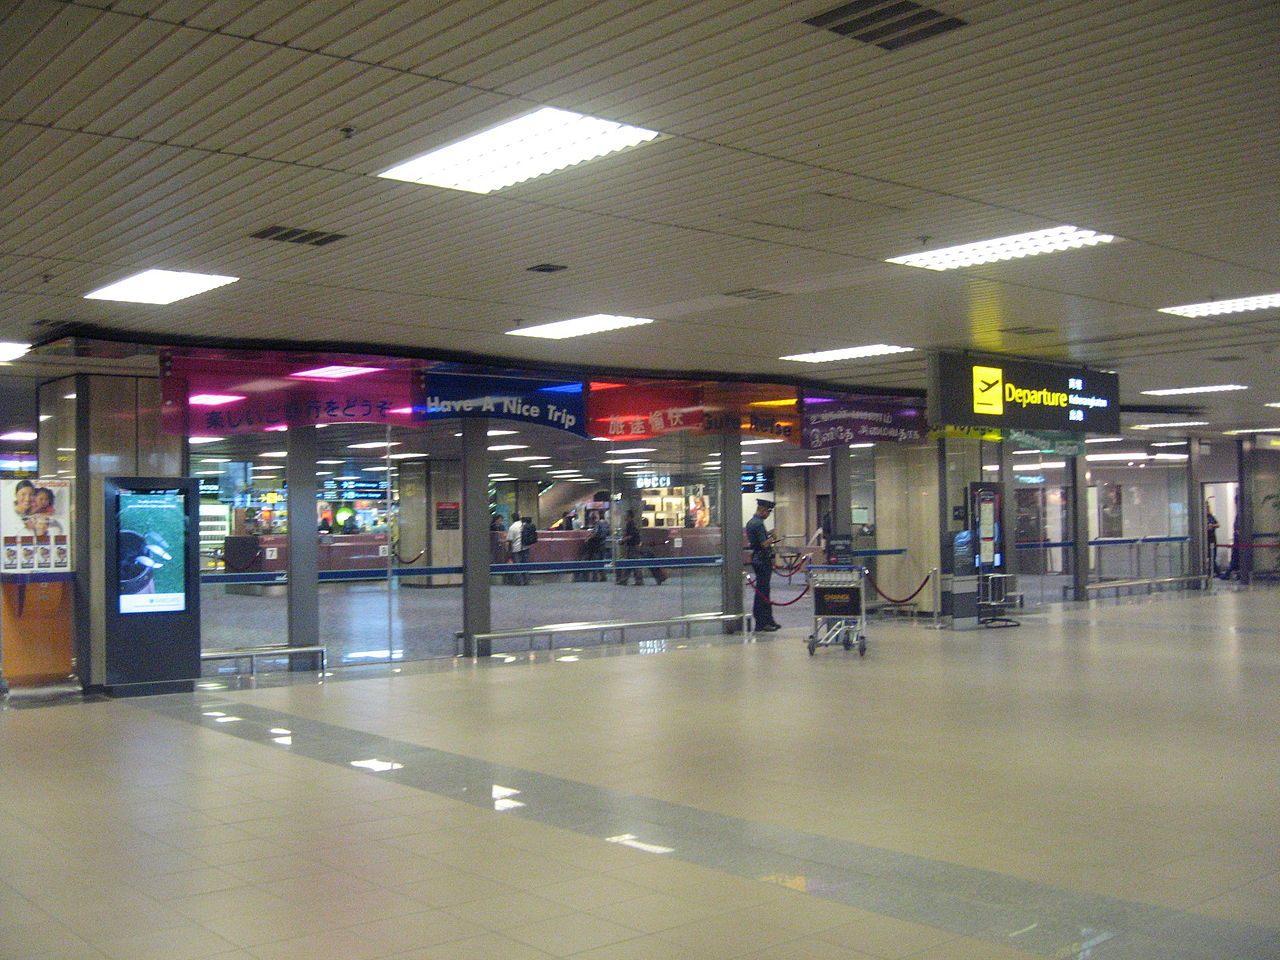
[746,512,780,630]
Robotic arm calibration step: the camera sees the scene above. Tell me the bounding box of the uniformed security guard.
[746,498,782,631]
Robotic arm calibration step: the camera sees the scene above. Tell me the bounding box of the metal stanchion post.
[927,567,943,629]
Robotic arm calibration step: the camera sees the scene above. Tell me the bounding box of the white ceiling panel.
[0,0,1277,435]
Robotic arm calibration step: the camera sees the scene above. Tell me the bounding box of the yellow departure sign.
[971,366,1004,415]
[932,352,1120,434]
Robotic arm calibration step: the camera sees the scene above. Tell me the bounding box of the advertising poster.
[2,478,74,573]
[117,489,187,613]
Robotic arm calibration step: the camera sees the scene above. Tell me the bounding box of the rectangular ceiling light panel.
[378,106,662,194]
[780,344,914,363]
[886,226,1115,270]
[85,268,238,304]
[1158,293,1280,317]
[1140,384,1247,396]
[507,314,654,340]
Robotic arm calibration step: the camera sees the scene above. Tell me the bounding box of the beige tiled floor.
[1,585,1278,959]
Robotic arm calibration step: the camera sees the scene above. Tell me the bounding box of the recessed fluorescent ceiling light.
[779,461,821,467]
[507,314,654,340]
[84,268,238,304]
[1140,384,1247,396]
[0,431,37,441]
[377,106,662,194]
[741,438,785,445]
[1159,293,1280,317]
[603,458,650,464]
[780,344,914,363]
[886,226,1115,271]
[260,451,287,457]
[1267,402,1280,408]
[188,436,224,444]
[1224,427,1280,435]
[1129,421,1208,430]
[0,342,31,362]
[1149,441,1187,447]
[610,447,656,453]
[505,455,550,461]
[1085,437,1124,443]
[348,441,401,449]
[189,394,245,406]
[387,452,427,459]
[488,444,528,451]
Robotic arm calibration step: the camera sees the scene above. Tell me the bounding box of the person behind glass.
[746,498,782,631]
[617,509,667,585]
[506,515,530,585]
[586,511,610,581]
[1205,502,1219,576]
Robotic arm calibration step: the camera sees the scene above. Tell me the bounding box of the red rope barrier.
[864,570,931,604]
[746,577,812,606]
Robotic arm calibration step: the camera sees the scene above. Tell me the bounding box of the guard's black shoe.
[758,623,782,631]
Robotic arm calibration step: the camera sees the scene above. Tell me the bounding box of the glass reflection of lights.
[350,759,404,772]
[605,834,674,854]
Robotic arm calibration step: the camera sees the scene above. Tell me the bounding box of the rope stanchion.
[773,552,810,576]
[393,548,426,564]
[864,570,931,605]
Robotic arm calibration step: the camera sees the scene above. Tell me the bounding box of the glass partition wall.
[190,412,730,671]
[485,422,725,650]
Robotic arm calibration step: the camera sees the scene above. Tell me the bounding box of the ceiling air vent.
[723,288,785,301]
[250,225,347,246]
[803,0,966,50]
[526,263,568,273]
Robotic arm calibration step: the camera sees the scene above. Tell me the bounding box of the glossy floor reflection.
[2,584,1277,959]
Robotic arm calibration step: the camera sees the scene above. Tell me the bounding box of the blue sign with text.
[416,374,587,436]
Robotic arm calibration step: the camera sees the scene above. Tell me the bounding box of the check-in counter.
[222,533,389,577]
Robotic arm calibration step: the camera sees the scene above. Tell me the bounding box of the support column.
[999,441,1018,577]
[1069,453,1090,600]
[1236,438,1256,582]
[460,418,491,656]
[828,445,852,539]
[286,424,319,652]
[719,428,743,627]
[1187,437,1207,580]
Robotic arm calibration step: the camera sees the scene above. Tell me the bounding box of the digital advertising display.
[931,352,1120,434]
[116,488,188,613]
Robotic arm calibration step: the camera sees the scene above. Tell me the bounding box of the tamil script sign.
[801,400,928,449]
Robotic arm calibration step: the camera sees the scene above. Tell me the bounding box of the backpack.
[523,524,538,545]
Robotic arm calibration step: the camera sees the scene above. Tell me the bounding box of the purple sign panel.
[801,400,927,449]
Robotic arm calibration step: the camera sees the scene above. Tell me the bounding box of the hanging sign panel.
[587,383,703,440]
[420,374,587,436]
[800,400,927,448]
[930,353,1119,434]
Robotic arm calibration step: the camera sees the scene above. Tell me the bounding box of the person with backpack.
[617,509,666,585]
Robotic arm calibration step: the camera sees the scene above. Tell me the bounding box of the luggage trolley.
[807,564,868,656]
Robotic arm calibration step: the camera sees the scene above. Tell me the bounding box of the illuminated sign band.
[933,353,1119,434]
